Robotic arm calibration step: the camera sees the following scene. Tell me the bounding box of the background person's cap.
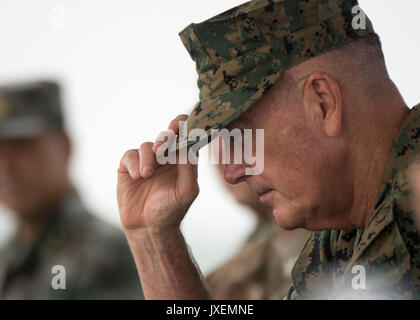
[0,80,64,138]
[176,0,374,150]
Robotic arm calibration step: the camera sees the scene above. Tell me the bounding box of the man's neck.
[347,91,410,229]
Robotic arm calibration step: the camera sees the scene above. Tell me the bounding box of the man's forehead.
[225,90,276,131]
[227,98,270,130]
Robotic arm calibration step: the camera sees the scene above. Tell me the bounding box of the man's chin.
[0,199,35,218]
[272,207,304,231]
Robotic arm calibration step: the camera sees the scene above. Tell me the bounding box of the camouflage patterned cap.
[0,80,64,138]
[176,0,374,150]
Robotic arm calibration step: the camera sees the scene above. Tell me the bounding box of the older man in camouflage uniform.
[116,0,420,299]
[0,81,143,299]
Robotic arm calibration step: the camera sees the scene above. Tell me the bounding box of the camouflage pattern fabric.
[0,192,143,300]
[287,104,420,300]
[177,0,374,150]
[205,220,309,299]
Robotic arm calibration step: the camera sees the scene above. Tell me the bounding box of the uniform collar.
[352,104,420,261]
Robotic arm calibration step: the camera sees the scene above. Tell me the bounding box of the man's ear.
[57,130,72,164]
[302,72,342,137]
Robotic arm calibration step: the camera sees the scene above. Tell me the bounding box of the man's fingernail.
[134,170,141,179]
[142,166,153,176]
[156,132,165,142]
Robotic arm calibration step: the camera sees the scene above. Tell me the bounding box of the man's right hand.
[117,114,199,233]
[116,114,209,300]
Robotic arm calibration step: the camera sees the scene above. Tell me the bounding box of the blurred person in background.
[205,139,309,299]
[0,80,143,299]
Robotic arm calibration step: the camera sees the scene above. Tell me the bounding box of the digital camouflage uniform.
[205,221,308,299]
[177,0,420,299]
[0,191,144,300]
[287,105,420,300]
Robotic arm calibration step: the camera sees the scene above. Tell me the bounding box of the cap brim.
[173,71,283,152]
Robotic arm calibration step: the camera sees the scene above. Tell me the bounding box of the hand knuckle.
[139,142,151,150]
[123,149,135,160]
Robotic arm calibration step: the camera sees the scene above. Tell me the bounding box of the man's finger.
[176,160,199,204]
[139,142,159,178]
[119,149,141,180]
[168,114,188,133]
[153,129,175,154]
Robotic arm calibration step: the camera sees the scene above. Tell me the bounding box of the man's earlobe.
[303,73,342,138]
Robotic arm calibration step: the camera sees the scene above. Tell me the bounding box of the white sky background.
[0,0,419,275]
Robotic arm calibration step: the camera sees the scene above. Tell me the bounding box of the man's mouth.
[258,190,275,207]
[246,180,272,197]
[256,188,274,199]
[245,180,274,202]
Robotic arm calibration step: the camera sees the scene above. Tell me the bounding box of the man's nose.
[223,162,248,185]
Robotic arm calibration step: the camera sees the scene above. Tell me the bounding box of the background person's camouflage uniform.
[0,191,143,300]
[206,221,308,299]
